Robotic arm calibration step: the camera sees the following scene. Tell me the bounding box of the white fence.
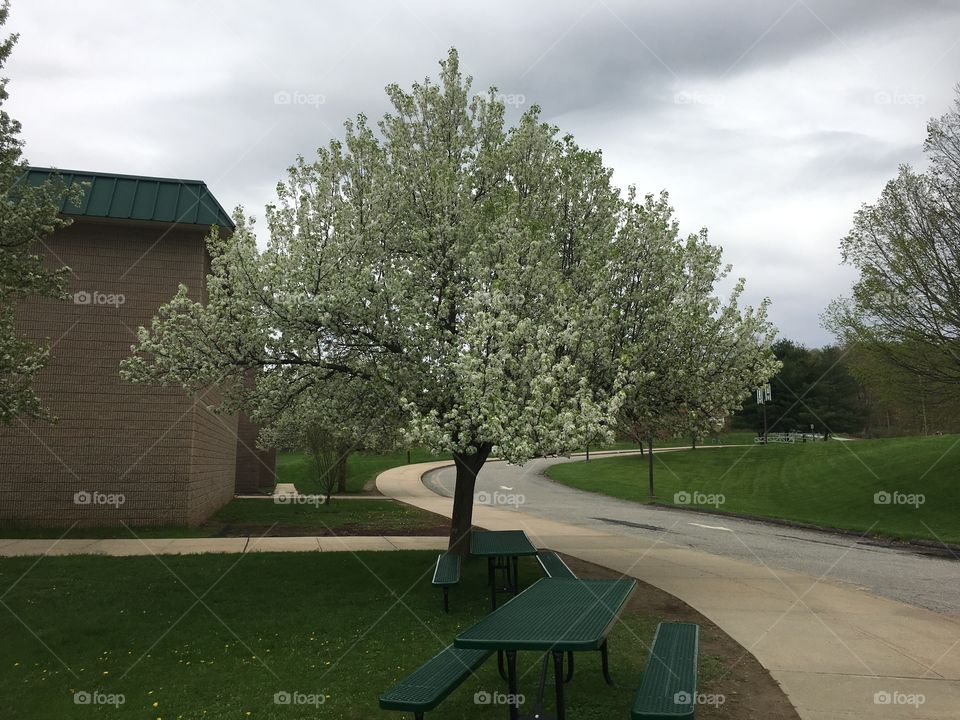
[754,432,827,444]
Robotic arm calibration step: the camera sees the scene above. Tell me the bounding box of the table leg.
[497,650,508,681]
[564,651,574,683]
[600,639,614,686]
[488,557,497,610]
[533,653,549,718]
[512,555,520,595]
[552,650,566,720]
[507,650,519,720]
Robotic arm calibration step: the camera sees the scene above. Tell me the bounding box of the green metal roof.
[24,167,234,229]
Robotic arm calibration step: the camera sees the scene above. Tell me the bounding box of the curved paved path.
[377,457,960,720]
[424,451,960,617]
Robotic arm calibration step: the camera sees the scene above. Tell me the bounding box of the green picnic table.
[470,530,539,609]
[455,577,637,720]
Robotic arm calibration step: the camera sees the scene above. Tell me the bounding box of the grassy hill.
[546,435,960,544]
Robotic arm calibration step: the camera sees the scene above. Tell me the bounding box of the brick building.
[0,168,275,528]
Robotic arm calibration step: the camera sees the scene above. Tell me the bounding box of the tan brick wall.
[187,389,238,525]
[234,411,276,494]
[0,218,238,527]
[258,448,277,490]
[232,371,276,495]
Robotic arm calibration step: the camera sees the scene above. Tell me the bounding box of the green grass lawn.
[281,437,758,496]
[547,434,960,544]
[0,551,726,719]
[0,500,446,539]
[588,431,757,453]
[278,448,451,494]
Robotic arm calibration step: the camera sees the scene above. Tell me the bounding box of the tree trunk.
[448,442,493,555]
[336,447,349,494]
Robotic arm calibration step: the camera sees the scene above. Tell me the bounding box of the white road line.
[689,522,733,532]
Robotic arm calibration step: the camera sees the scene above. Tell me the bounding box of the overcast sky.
[6,0,959,345]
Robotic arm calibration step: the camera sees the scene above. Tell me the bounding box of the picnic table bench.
[431,552,460,612]
[379,644,491,719]
[632,622,700,719]
[455,577,636,720]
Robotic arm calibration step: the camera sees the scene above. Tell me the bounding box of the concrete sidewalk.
[0,535,447,557]
[377,461,960,720]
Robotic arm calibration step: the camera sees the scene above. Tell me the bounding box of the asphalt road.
[424,451,960,617]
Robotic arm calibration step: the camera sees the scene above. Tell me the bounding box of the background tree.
[258,371,405,495]
[732,340,868,435]
[844,342,959,436]
[0,0,78,423]
[825,86,960,392]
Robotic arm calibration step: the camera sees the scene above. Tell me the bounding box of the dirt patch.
[564,554,801,720]
[213,524,449,537]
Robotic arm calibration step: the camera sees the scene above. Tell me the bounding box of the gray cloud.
[5,0,960,346]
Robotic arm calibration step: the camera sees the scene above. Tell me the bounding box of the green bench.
[431,552,460,612]
[536,550,576,579]
[379,644,491,719]
[632,622,699,719]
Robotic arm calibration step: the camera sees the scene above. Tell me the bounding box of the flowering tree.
[123,49,778,547]
[607,191,780,494]
[0,1,78,423]
[123,50,623,551]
